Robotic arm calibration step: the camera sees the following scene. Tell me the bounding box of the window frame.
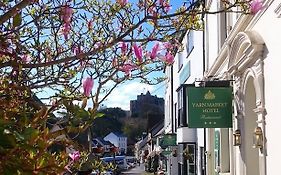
[177,87,187,127]
[186,30,194,58]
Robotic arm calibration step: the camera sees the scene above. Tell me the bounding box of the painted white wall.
[205,1,219,71]
[204,1,281,175]
[250,1,281,174]
[164,66,173,133]
[177,127,197,143]
[164,28,204,175]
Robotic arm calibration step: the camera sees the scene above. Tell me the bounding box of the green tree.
[122,117,147,141]
[91,116,123,137]
[99,107,127,119]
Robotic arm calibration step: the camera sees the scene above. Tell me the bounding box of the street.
[121,163,152,175]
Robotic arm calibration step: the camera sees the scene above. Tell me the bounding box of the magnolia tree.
[0,0,262,173]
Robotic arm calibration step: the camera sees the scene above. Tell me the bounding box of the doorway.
[241,76,260,175]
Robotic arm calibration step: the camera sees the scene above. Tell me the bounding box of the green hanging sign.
[161,150,172,156]
[159,134,177,148]
[187,87,232,128]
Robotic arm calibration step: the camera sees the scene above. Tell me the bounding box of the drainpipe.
[202,0,207,174]
[171,65,174,133]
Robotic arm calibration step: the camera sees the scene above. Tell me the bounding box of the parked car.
[91,170,113,175]
[126,156,137,168]
[101,156,128,170]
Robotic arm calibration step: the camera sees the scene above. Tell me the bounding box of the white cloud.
[102,81,158,110]
[37,78,165,112]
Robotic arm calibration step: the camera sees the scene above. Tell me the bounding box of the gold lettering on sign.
[192,103,228,108]
[202,108,219,113]
[192,102,228,116]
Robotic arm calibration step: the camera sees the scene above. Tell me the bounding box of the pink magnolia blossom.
[158,0,171,12]
[119,61,136,76]
[112,58,118,67]
[61,5,73,23]
[72,45,82,55]
[148,5,156,14]
[163,1,171,13]
[163,42,173,50]
[116,0,128,6]
[21,54,31,63]
[12,70,17,76]
[83,77,94,97]
[87,19,93,30]
[69,151,80,162]
[94,42,102,49]
[61,23,71,40]
[120,42,127,55]
[64,165,72,173]
[133,43,143,63]
[250,0,263,14]
[45,47,52,61]
[159,0,165,5]
[163,52,174,65]
[52,99,58,107]
[150,42,160,60]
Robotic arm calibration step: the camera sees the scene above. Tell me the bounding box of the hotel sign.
[187,87,232,128]
[159,134,177,148]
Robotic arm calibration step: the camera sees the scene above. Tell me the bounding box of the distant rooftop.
[93,137,112,146]
[111,131,126,137]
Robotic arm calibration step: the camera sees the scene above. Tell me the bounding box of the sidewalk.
[120,164,165,175]
[121,163,154,175]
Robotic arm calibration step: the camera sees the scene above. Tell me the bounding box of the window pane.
[189,31,194,52]
[189,165,195,174]
[186,30,194,57]
[188,145,195,154]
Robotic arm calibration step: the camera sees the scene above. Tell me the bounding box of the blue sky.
[37,0,185,111]
[101,80,166,110]
[101,0,185,110]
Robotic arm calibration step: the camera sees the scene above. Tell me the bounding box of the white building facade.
[104,132,127,154]
[203,0,281,175]
[164,1,281,175]
[164,28,204,175]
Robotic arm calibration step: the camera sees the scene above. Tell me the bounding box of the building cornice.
[206,0,273,77]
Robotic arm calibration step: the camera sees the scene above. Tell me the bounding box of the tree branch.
[0,0,34,25]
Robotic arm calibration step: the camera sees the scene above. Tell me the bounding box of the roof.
[93,137,112,146]
[138,119,164,149]
[150,119,164,137]
[111,131,126,138]
[139,136,148,149]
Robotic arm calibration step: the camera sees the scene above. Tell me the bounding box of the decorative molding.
[274,3,281,18]
[253,107,267,116]
[228,31,265,75]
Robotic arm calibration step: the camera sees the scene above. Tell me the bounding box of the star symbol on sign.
[209,122,212,124]
[205,122,207,124]
[214,122,217,124]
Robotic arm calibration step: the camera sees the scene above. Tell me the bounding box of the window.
[178,143,196,175]
[177,85,189,127]
[177,88,185,127]
[186,30,194,57]
[174,103,177,132]
[178,51,183,71]
[186,144,196,175]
